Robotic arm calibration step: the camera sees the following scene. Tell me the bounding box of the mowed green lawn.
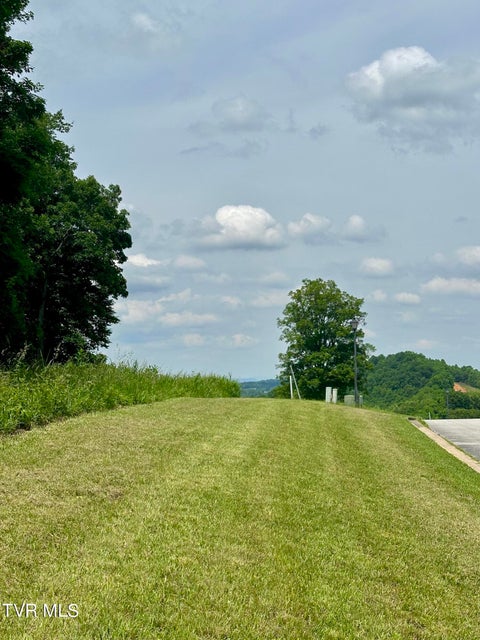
[0,399,479,639]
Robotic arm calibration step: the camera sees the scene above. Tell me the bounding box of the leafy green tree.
[0,2,132,362]
[277,278,371,399]
[23,175,131,361]
[0,0,46,350]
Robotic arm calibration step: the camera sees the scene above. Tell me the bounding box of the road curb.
[408,419,480,475]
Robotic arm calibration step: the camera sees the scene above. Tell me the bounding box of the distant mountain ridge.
[239,379,279,397]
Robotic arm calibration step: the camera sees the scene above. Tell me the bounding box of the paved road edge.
[408,419,480,475]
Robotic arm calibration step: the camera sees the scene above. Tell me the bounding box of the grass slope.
[0,399,479,639]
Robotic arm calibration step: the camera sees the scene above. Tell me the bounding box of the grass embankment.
[0,362,239,433]
[1,399,479,639]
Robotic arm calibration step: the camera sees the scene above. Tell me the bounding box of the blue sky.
[14,0,480,379]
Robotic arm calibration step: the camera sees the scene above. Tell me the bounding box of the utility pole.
[350,318,360,407]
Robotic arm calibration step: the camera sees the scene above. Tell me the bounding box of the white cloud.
[217,334,259,348]
[287,213,332,244]
[194,272,231,284]
[250,291,289,308]
[173,254,207,270]
[232,333,258,348]
[198,205,285,250]
[159,312,218,327]
[415,339,436,350]
[221,296,243,308]
[394,292,421,305]
[347,46,480,152]
[131,12,160,34]
[116,299,164,324]
[159,289,194,304]
[360,257,394,276]
[422,277,480,295]
[343,214,367,240]
[369,289,388,302]
[259,271,290,286]
[457,246,480,266]
[182,333,206,347]
[128,253,162,268]
[342,215,384,243]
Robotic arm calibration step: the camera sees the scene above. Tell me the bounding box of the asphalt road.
[425,419,480,461]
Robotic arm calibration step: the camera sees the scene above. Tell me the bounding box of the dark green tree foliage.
[0,0,45,202]
[365,351,480,417]
[277,278,371,399]
[0,3,131,362]
[365,352,453,409]
[24,176,130,361]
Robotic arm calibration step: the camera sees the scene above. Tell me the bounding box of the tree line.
[275,279,480,417]
[0,1,131,364]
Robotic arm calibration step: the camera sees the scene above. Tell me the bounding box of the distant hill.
[365,351,480,418]
[240,379,279,397]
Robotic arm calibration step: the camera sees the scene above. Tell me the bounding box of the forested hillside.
[240,379,279,397]
[365,351,480,418]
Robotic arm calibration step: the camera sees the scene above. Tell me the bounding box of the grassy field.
[0,399,479,639]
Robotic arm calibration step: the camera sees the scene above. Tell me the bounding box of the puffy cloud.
[369,289,388,302]
[116,289,197,324]
[422,277,480,295]
[343,214,367,240]
[287,213,332,244]
[288,213,382,244]
[360,257,394,276]
[159,289,194,304]
[159,311,219,327]
[342,215,385,243]
[128,253,207,274]
[217,334,259,348]
[231,333,258,348]
[131,12,160,34]
[394,292,421,305]
[221,296,243,308]
[198,205,285,250]
[457,246,480,266]
[116,299,164,324]
[347,46,480,152]
[127,253,162,268]
[130,10,183,51]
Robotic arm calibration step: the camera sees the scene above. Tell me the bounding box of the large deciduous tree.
[0,1,131,363]
[277,278,371,400]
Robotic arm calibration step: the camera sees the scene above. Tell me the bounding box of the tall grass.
[0,362,240,433]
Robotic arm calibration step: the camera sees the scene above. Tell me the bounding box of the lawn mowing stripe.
[0,399,479,639]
